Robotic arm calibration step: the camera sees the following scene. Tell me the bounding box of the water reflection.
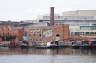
[0,48,96,56]
[0,48,96,63]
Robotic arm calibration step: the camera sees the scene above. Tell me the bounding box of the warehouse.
[24,24,69,46]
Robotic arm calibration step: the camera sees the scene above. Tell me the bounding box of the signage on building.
[43,29,52,37]
[30,29,40,33]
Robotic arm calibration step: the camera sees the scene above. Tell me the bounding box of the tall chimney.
[50,7,54,25]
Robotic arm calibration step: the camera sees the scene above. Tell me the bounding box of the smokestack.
[50,7,54,25]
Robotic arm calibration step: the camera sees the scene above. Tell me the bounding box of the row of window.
[43,16,63,19]
[55,22,93,26]
[80,26,96,30]
[71,32,96,36]
[55,21,96,26]
[43,16,96,20]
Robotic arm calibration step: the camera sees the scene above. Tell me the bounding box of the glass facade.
[38,15,96,38]
[80,26,96,30]
[55,20,96,26]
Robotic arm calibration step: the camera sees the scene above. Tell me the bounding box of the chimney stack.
[50,7,54,25]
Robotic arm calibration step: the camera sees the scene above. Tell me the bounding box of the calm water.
[0,48,96,63]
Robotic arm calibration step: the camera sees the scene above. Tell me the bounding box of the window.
[75,32,80,36]
[90,32,94,34]
[94,32,96,34]
[39,34,41,37]
[71,32,75,36]
[92,24,96,26]
[86,32,90,35]
[80,32,85,35]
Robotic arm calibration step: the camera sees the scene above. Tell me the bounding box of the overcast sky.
[0,0,96,21]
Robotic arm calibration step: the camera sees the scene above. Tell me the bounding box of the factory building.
[0,25,23,46]
[37,10,96,40]
[24,24,69,46]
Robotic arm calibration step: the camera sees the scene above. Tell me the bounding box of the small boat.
[71,41,80,49]
[20,43,28,48]
[34,41,60,49]
[71,44,80,49]
[16,41,28,48]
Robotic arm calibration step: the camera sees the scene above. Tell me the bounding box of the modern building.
[37,10,96,40]
[63,10,96,16]
[62,10,96,40]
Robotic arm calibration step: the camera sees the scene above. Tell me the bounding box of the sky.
[0,0,96,21]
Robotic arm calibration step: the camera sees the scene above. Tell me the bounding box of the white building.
[37,10,96,39]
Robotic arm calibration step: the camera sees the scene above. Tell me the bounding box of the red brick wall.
[25,25,69,42]
[0,25,23,42]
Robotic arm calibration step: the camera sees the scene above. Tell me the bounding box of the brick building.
[0,25,23,45]
[24,25,69,45]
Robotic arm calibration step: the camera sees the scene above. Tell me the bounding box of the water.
[0,48,96,63]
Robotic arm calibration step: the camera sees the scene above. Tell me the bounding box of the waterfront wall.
[24,24,69,43]
[0,25,23,42]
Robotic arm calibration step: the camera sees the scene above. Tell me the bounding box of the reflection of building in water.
[0,48,96,56]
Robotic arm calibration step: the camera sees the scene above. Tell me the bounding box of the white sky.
[0,0,96,21]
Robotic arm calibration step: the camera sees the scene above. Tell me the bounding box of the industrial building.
[24,24,69,46]
[0,25,23,46]
[37,10,96,40]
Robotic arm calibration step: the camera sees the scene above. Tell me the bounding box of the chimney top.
[50,7,54,25]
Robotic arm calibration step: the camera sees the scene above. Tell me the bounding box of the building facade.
[0,25,23,45]
[24,25,69,46]
[37,10,96,40]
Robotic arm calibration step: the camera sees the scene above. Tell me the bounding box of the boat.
[16,41,28,48]
[34,41,60,49]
